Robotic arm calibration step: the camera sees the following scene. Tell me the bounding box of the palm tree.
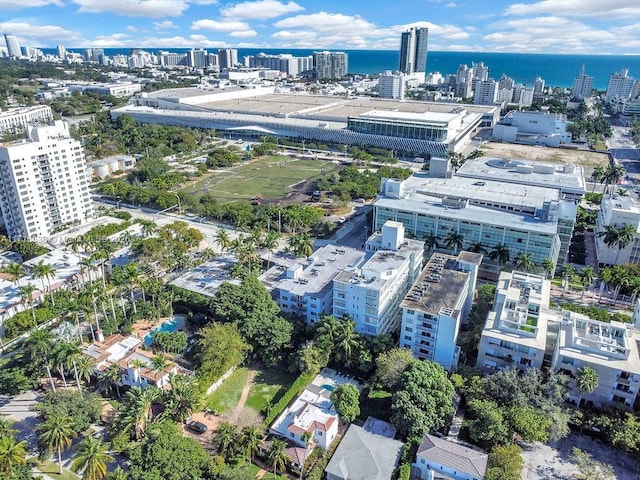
[336,320,359,367]
[598,223,636,264]
[107,466,129,480]
[215,422,238,460]
[289,233,314,258]
[316,315,341,345]
[576,366,599,407]
[214,229,231,253]
[268,439,289,479]
[18,283,38,325]
[130,359,147,387]
[79,257,98,286]
[0,436,28,477]
[52,342,81,389]
[31,260,57,306]
[468,242,486,254]
[590,165,605,193]
[83,283,103,337]
[3,262,24,287]
[580,267,595,299]
[603,164,625,194]
[423,231,440,253]
[240,426,263,464]
[300,431,314,480]
[98,363,122,399]
[489,243,510,268]
[444,231,464,254]
[562,264,576,294]
[542,258,555,279]
[75,355,96,388]
[513,252,535,272]
[0,418,18,439]
[118,387,160,440]
[138,220,158,238]
[38,413,77,475]
[262,230,280,269]
[70,435,114,480]
[163,374,202,423]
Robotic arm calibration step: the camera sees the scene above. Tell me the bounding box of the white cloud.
[72,0,189,17]
[0,21,82,44]
[229,29,257,37]
[189,0,218,4]
[388,21,470,40]
[445,2,458,7]
[191,18,250,31]
[505,0,639,19]
[86,33,131,47]
[271,30,316,40]
[153,20,178,29]
[221,0,303,20]
[0,0,63,8]
[126,25,140,33]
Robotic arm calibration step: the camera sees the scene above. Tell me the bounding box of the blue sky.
[1,0,639,54]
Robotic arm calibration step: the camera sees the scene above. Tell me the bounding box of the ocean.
[42,47,640,90]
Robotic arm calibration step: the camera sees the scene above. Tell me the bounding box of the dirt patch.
[224,369,258,427]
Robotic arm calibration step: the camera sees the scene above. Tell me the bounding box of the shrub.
[262,370,316,427]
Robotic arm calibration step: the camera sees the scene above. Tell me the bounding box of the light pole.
[174,193,181,215]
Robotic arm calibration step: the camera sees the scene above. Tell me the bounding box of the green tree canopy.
[196,322,251,384]
[374,348,414,389]
[330,384,360,423]
[485,444,524,480]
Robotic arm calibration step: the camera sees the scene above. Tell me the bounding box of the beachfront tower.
[399,27,428,75]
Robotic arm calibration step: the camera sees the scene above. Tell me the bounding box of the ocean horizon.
[41,47,640,90]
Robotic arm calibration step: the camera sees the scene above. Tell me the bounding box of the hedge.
[262,370,316,427]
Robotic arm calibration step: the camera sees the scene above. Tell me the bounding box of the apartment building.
[476,271,551,373]
[378,72,406,100]
[572,65,594,99]
[374,171,577,268]
[0,120,93,240]
[473,79,498,106]
[595,193,640,265]
[399,27,428,75]
[605,69,637,103]
[0,105,53,133]
[400,251,482,371]
[261,245,364,324]
[553,312,640,409]
[333,221,424,336]
[313,51,348,79]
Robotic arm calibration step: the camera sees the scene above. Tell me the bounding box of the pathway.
[226,368,257,426]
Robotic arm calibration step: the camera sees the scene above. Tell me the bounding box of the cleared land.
[206,367,249,413]
[180,155,342,203]
[481,141,609,177]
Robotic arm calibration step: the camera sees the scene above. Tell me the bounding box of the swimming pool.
[321,384,335,392]
[144,315,187,347]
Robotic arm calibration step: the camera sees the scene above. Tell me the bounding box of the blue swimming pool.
[144,315,186,347]
[321,384,334,392]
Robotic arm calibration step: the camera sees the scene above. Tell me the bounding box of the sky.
[0,0,639,54]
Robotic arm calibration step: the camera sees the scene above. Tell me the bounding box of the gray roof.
[325,424,404,480]
[416,435,487,478]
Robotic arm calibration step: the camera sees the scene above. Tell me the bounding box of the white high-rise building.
[398,27,428,75]
[572,65,594,99]
[218,48,238,70]
[57,45,66,59]
[473,79,498,105]
[595,193,640,266]
[0,121,93,240]
[605,69,637,103]
[378,72,405,99]
[4,35,21,58]
[472,62,489,81]
[533,76,545,96]
[313,51,348,79]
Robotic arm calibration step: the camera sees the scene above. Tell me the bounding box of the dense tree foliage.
[331,384,360,423]
[196,322,251,385]
[374,348,414,389]
[315,165,411,200]
[36,390,101,434]
[485,444,524,480]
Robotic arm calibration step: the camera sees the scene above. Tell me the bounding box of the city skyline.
[0,0,638,55]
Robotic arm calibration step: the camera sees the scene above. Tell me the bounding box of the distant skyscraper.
[188,48,207,68]
[533,76,545,95]
[398,27,428,75]
[378,72,405,99]
[472,62,489,81]
[4,35,21,58]
[572,65,594,99]
[312,51,348,79]
[218,48,238,70]
[57,45,66,59]
[605,69,636,103]
[473,79,498,105]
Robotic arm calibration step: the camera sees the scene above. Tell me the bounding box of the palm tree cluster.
[214,422,264,464]
[598,264,640,304]
[0,418,28,478]
[598,223,636,264]
[591,164,626,194]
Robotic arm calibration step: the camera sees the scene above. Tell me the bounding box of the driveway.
[0,390,41,451]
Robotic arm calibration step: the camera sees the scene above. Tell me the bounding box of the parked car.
[186,420,208,434]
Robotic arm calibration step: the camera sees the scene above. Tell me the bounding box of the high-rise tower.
[4,35,21,58]
[398,27,428,75]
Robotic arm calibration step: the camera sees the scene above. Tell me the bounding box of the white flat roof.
[357,109,460,124]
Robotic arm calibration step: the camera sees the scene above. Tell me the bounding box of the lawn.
[37,460,79,480]
[180,155,341,203]
[206,367,249,413]
[245,462,289,479]
[245,367,297,414]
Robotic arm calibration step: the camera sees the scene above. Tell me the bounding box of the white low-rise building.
[595,194,640,266]
[400,251,482,371]
[0,105,53,133]
[333,221,424,336]
[492,111,572,147]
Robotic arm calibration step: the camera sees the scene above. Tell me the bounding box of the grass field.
[206,367,249,413]
[245,367,297,414]
[37,460,79,480]
[180,155,341,203]
[245,462,289,479]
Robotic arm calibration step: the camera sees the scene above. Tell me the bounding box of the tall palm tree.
[336,320,359,367]
[106,466,129,480]
[598,223,636,264]
[0,418,18,439]
[79,257,98,286]
[163,374,202,423]
[119,387,160,440]
[138,220,158,238]
[130,359,147,387]
[542,258,555,279]
[289,233,314,258]
[562,264,576,294]
[445,231,464,254]
[576,366,599,407]
[0,436,28,477]
[488,243,510,268]
[3,262,24,287]
[268,439,289,480]
[70,435,114,480]
[215,422,238,460]
[262,230,280,269]
[316,316,341,345]
[513,252,535,272]
[580,267,595,299]
[75,355,96,388]
[468,242,486,254]
[52,342,81,389]
[299,431,314,480]
[31,260,57,306]
[214,229,231,253]
[423,231,439,253]
[590,165,605,193]
[240,426,263,464]
[38,413,77,475]
[603,164,625,194]
[83,283,103,337]
[98,363,122,399]
[18,283,38,325]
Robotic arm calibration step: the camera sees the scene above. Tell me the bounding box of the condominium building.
[605,69,637,103]
[595,194,640,265]
[399,27,428,75]
[0,105,53,133]
[218,48,238,70]
[553,312,640,409]
[56,45,66,60]
[4,34,21,58]
[473,79,498,106]
[572,65,594,99]
[247,53,313,77]
[261,245,364,324]
[533,76,546,96]
[374,170,579,267]
[378,72,405,100]
[399,251,482,371]
[313,51,348,79]
[476,271,551,373]
[0,120,93,240]
[333,221,424,336]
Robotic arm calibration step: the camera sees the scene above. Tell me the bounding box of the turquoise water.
[321,384,335,392]
[144,315,186,347]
